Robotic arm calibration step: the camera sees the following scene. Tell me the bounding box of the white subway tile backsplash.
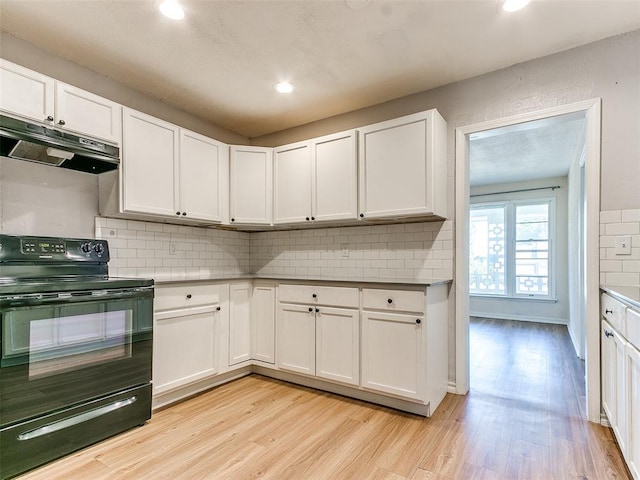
[600,209,640,286]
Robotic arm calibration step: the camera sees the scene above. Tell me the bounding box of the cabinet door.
[122,108,178,216]
[361,311,424,400]
[55,82,122,144]
[179,129,227,222]
[277,303,315,375]
[252,284,276,364]
[229,283,251,366]
[274,141,312,224]
[230,146,273,225]
[627,343,640,480]
[0,59,54,123]
[359,110,445,219]
[602,320,628,455]
[316,306,359,386]
[153,309,218,395]
[311,130,357,222]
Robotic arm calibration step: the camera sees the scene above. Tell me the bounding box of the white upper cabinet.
[55,82,122,144]
[274,141,312,224]
[312,130,358,222]
[0,59,121,144]
[121,107,228,223]
[179,129,227,223]
[122,108,178,217]
[274,130,358,225]
[229,145,273,225]
[358,109,447,220]
[0,59,54,123]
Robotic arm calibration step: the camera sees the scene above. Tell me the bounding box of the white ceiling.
[0,1,639,138]
[469,111,586,187]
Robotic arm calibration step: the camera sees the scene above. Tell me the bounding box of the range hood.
[0,114,119,174]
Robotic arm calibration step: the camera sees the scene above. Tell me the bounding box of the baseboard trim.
[470,311,568,325]
[600,412,611,427]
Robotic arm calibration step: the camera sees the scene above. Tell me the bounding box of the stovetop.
[0,275,154,296]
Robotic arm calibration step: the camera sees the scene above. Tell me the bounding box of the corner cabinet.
[229,146,273,225]
[358,109,447,220]
[274,130,358,225]
[108,107,228,223]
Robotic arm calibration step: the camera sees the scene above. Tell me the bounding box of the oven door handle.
[17,396,137,441]
[1,286,153,307]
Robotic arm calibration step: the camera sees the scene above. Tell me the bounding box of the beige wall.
[252,30,640,212]
[0,32,249,145]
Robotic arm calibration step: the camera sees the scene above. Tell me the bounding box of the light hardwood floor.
[17,317,631,479]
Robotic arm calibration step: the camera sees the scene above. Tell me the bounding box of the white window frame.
[470,197,556,300]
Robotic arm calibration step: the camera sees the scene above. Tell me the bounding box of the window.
[469,199,553,298]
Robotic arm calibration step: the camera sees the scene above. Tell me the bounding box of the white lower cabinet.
[251,282,276,364]
[628,341,640,480]
[277,303,316,375]
[602,319,628,456]
[315,307,359,386]
[229,283,252,366]
[361,311,423,400]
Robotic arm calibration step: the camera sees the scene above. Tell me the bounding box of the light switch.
[614,236,632,255]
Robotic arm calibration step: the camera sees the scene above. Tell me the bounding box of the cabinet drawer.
[601,293,627,336]
[627,308,640,350]
[155,283,224,311]
[362,288,425,314]
[278,284,359,308]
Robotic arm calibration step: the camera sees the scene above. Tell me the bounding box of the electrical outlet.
[341,245,349,258]
[169,242,177,255]
[614,236,631,255]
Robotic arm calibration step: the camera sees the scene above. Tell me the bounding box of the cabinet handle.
[360,213,364,218]
[57,119,66,126]
[312,293,317,298]
[46,115,54,122]
[604,330,613,338]
[387,298,393,304]
[315,308,319,313]
[306,217,310,221]
[308,307,313,312]
[216,306,221,311]
[182,212,187,216]
[186,294,192,299]
[416,319,422,324]
[605,309,613,314]
[176,211,181,215]
[231,218,235,222]
[311,216,315,221]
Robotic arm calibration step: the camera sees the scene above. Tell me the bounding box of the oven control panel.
[0,235,110,262]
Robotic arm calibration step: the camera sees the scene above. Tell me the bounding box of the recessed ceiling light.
[274,82,295,94]
[159,0,185,20]
[503,0,530,12]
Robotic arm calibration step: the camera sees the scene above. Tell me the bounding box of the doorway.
[454,99,602,423]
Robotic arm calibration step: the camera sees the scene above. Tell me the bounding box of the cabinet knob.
[182,212,187,216]
[216,306,221,311]
[605,309,613,314]
[387,298,393,304]
[186,294,192,299]
[360,213,364,218]
[311,216,315,221]
[57,119,66,126]
[231,218,235,222]
[306,217,310,221]
[416,319,421,324]
[315,308,320,313]
[176,211,181,215]
[604,330,613,338]
[308,307,313,312]
[312,293,317,298]
[46,115,54,122]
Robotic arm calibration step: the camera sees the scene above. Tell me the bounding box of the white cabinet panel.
[602,319,628,457]
[252,284,276,364]
[122,108,177,216]
[179,129,226,222]
[316,306,359,386]
[229,283,252,366]
[230,146,273,225]
[277,303,315,375]
[153,310,218,395]
[55,82,122,144]
[358,109,447,219]
[274,141,312,224]
[627,342,640,480]
[312,130,357,222]
[361,311,424,400]
[0,59,54,123]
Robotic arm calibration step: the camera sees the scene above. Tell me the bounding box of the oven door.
[0,286,153,428]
